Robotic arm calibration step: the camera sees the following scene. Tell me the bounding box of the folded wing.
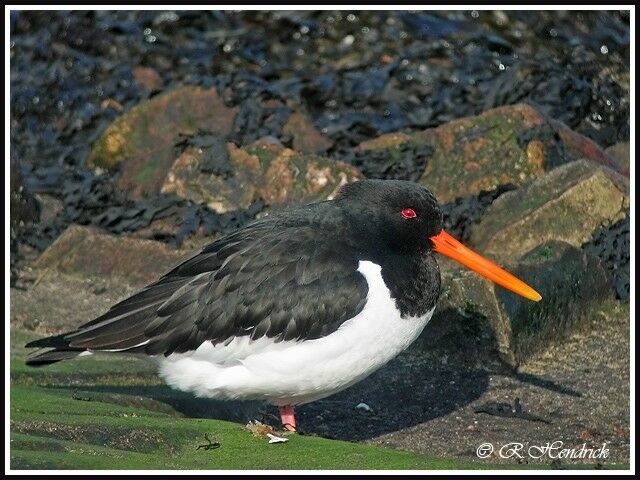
[26,209,368,365]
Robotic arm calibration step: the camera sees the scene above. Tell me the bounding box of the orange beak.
[430,230,542,302]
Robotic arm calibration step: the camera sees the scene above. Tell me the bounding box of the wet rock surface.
[10,10,630,467]
[469,160,629,260]
[87,86,238,197]
[418,241,613,368]
[161,138,361,213]
[354,104,625,203]
[33,225,190,288]
[604,142,630,177]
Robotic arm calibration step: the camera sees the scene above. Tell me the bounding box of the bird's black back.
[26,202,369,363]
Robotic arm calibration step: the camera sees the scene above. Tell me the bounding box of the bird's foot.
[282,422,297,432]
[279,405,297,432]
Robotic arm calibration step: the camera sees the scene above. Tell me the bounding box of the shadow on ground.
[50,356,493,441]
[48,354,584,442]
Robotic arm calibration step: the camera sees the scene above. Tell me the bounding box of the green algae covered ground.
[9,330,626,471]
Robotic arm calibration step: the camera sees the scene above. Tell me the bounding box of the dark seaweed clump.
[18,162,264,252]
[441,184,517,242]
[340,142,434,182]
[174,132,234,179]
[583,212,630,301]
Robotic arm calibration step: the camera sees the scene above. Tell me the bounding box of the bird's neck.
[355,247,441,319]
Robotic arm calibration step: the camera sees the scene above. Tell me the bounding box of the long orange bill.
[430,230,542,302]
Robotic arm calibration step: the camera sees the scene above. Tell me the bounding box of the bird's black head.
[335,179,542,303]
[336,179,443,259]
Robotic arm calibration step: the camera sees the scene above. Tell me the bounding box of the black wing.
[26,204,368,364]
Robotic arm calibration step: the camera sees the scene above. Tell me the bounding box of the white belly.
[157,260,434,406]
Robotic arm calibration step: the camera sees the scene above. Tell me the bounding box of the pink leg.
[279,405,296,431]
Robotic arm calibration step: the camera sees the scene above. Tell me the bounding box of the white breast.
[157,260,434,406]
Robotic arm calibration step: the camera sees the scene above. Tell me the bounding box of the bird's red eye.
[402,208,417,219]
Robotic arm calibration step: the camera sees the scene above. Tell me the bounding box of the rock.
[133,66,164,92]
[282,111,333,153]
[357,104,624,203]
[33,194,63,224]
[412,260,504,367]
[100,98,124,112]
[469,160,629,260]
[419,241,613,367]
[604,142,630,177]
[161,139,362,213]
[14,226,189,335]
[498,241,613,365]
[359,132,411,151]
[33,225,190,288]
[548,120,626,176]
[10,271,138,335]
[86,86,238,198]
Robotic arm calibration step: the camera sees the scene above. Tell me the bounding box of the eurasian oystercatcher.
[26,179,541,431]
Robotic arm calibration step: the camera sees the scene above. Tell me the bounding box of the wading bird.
[27,180,541,431]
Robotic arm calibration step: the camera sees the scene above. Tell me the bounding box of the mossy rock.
[469,160,629,260]
[357,104,624,203]
[282,111,333,154]
[87,86,238,198]
[161,140,362,213]
[420,240,614,368]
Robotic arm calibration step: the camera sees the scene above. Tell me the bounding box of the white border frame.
[5,5,635,475]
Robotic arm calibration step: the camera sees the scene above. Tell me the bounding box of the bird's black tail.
[25,334,86,367]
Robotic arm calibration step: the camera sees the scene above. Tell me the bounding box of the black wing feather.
[26,204,368,364]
